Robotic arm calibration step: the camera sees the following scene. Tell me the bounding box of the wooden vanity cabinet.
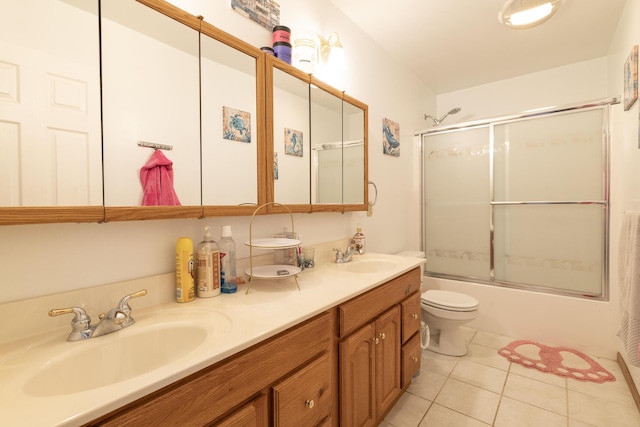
[338,267,421,427]
[88,267,421,427]
[90,311,334,427]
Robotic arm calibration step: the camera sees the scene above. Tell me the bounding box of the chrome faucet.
[334,244,357,263]
[49,289,147,342]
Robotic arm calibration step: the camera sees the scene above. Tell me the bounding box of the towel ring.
[368,180,378,207]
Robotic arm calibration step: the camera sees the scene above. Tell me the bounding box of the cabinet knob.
[372,337,379,344]
[411,356,418,363]
[411,313,418,320]
[379,332,386,340]
[305,399,315,409]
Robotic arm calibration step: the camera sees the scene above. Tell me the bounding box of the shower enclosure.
[418,98,616,299]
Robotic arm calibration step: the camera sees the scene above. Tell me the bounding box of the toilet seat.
[421,290,479,312]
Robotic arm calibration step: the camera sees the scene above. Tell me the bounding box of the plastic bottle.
[352,224,366,254]
[219,225,237,294]
[195,226,221,298]
[175,237,195,303]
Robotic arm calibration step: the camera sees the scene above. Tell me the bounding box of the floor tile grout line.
[491,361,514,426]
[564,377,570,427]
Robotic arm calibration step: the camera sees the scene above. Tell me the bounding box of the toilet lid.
[421,290,479,312]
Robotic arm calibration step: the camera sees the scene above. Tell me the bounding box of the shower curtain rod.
[414,96,619,136]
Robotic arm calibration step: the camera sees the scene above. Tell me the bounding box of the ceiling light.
[499,0,564,29]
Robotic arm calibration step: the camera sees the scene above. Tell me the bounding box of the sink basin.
[23,310,231,396]
[334,259,397,274]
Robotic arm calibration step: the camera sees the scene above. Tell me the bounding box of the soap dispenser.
[195,226,221,298]
[352,224,366,254]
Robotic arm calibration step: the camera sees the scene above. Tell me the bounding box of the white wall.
[434,57,610,124]
[607,0,640,396]
[0,0,434,304]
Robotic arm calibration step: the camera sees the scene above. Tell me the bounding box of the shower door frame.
[417,97,617,300]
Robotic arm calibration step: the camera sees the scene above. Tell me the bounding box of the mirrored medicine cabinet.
[266,57,369,215]
[0,0,367,226]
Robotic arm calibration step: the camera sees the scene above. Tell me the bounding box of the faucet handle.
[49,307,92,340]
[117,289,148,310]
[49,307,89,322]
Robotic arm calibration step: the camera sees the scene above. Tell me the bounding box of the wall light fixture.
[319,32,346,70]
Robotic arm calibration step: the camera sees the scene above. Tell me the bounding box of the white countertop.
[0,253,424,427]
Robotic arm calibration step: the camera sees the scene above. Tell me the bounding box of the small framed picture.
[624,45,638,111]
[222,106,251,142]
[382,118,400,157]
[284,128,303,157]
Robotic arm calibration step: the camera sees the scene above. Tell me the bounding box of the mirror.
[200,25,263,215]
[270,61,311,208]
[0,0,103,224]
[342,95,367,207]
[310,82,344,205]
[101,0,202,221]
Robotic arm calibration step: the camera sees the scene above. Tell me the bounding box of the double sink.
[0,253,411,426]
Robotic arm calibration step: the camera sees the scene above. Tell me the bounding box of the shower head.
[424,107,462,125]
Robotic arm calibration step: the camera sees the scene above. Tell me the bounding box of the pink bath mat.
[498,340,615,383]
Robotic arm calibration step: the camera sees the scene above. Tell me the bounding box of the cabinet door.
[402,333,421,388]
[340,322,376,427]
[401,292,421,344]
[269,59,311,210]
[273,353,332,427]
[311,83,343,205]
[375,306,402,416]
[215,393,268,427]
[200,28,261,211]
[0,0,104,225]
[342,94,367,209]
[101,0,201,219]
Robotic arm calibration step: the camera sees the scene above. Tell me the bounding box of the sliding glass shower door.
[421,101,611,299]
[423,125,491,281]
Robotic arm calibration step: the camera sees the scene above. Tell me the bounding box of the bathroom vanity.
[0,253,424,426]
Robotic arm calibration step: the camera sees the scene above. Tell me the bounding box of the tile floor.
[382,328,640,427]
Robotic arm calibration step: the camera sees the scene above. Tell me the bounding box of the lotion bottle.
[196,226,221,298]
[175,237,195,303]
[352,224,366,254]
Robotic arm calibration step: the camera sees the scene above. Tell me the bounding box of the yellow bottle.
[175,237,195,303]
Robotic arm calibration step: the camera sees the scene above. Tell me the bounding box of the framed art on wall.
[624,45,638,111]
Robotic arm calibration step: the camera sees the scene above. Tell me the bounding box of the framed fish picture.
[284,128,303,157]
[624,45,638,111]
[383,117,400,157]
[223,106,251,142]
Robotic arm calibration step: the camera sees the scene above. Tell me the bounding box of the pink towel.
[139,150,181,206]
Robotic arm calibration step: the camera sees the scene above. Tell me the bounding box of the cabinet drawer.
[273,353,332,427]
[401,292,421,344]
[401,333,421,388]
[339,268,420,337]
[214,393,268,427]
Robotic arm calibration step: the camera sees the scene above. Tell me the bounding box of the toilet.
[421,290,479,356]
